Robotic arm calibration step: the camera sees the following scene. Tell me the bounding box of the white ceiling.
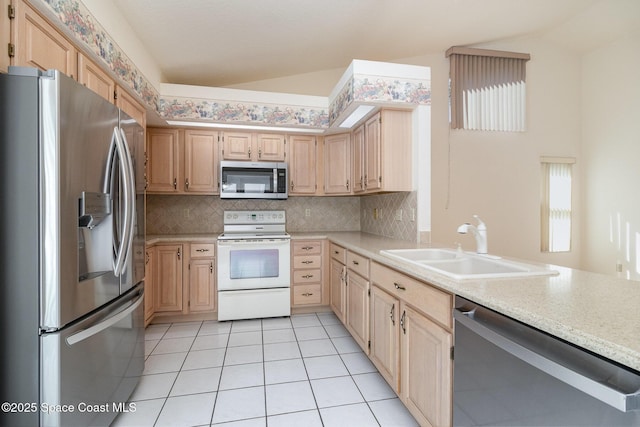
[112,0,639,93]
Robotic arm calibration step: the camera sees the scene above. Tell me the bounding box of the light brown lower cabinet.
[154,244,184,313]
[345,270,369,353]
[367,262,453,427]
[188,243,216,312]
[144,247,155,326]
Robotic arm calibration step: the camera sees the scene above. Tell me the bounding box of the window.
[541,157,575,252]
[446,47,530,132]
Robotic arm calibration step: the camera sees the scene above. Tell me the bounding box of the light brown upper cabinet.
[78,53,115,103]
[11,0,77,78]
[116,85,147,129]
[184,130,218,193]
[324,133,351,195]
[147,128,218,194]
[288,134,318,195]
[221,131,286,162]
[147,128,181,193]
[353,109,413,194]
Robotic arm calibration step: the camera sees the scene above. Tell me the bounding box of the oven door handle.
[454,308,640,412]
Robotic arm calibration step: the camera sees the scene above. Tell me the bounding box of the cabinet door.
[346,271,369,353]
[364,112,382,192]
[147,128,180,192]
[221,132,253,160]
[77,53,114,103]
[12,0,77,78]
[116,85,147,128]
[330,259,346,323]
[184,130,218,193]
[370,285,400,392]
[352,125,365,193]
[288,135,317,195]
[154,245,183,312]
[401,304,452,427]
[324,133,351,194]
[1,0,9,73]
[189,258,216,312]
[144,247,155,326]
[256,133,286,161]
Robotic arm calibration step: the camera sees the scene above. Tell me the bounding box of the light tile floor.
[113,312,418,427]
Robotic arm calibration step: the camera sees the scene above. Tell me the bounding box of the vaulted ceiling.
[112,0,639,94]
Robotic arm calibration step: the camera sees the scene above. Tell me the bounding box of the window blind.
[447,47,530,132]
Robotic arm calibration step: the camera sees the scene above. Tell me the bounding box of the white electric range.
[216,210,291,321]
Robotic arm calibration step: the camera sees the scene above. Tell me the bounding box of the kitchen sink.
[380,248,558,280]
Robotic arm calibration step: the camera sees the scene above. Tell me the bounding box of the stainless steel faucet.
[457,215,488,254]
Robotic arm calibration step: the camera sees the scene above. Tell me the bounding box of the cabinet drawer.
[371,262,453,329]
[293,255,321,269]
[347,251,369,279]
[293,269,321,284]
[292,284,322,305]
[330,243,347,264]
[292,240,322,256]
[190,243,216,258]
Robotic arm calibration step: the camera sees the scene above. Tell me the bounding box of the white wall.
[428,38,583,267]
[80,0,164,89]
[581,31,640,280]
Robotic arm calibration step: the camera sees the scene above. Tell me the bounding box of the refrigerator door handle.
[118,127,136,274]
[66,292,143,346]
[103,126,132,276]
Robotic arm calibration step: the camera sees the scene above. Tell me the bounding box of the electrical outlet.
[395,209,403,221]
[305,208,311,217]
[183,208,189,218]
[411,208,416,221]
[373,208,379,219]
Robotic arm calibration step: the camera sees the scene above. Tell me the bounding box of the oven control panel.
[224,210,286,225]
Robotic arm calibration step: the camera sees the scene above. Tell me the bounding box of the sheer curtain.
[541,158,575,252]
[447,47,530,132]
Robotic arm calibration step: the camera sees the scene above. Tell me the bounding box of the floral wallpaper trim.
[330,75,431,126]
[38,0,159,110]
[158,96,330,128]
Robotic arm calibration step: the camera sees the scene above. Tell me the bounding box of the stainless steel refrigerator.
[0,67,145,427]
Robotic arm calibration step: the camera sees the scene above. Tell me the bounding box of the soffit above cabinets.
[159,60,431,133]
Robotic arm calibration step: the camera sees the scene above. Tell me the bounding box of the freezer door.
[40,284,144,427]
[40,71,122,329]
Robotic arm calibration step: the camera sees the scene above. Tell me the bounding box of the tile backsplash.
[146,191,417,242]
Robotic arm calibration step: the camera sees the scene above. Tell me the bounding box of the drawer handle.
[394,282,406,291]
[352,260,359,266]
[302,260,313,264]
[196,248,210,252]
[334,250,340,254]
[390,304,395,325]
[302,274,314,279]
[302,292,314,297]
[400,310,406,334]
[302,246,314,250]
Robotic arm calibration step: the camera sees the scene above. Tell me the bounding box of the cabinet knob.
[352,260,359,266]
[185,178,190,189]
[291,180,295,190]
[177,248,181,259]
[173,178,177,190]
[248,148,251,158]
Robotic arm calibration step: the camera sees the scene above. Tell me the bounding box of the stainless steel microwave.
[220,161,288,199]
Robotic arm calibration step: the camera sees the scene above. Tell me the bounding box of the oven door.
[217,238,291,290]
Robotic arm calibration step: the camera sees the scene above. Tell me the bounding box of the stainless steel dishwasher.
[453,296,640,426]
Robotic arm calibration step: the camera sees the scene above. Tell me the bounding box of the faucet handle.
[473,215,486,230]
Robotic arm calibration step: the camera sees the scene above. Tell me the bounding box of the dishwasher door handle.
[454,308,640,412]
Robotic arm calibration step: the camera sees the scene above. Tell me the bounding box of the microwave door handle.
[273,168,277,193]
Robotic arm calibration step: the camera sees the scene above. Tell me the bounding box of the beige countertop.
[148,231,640,371]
